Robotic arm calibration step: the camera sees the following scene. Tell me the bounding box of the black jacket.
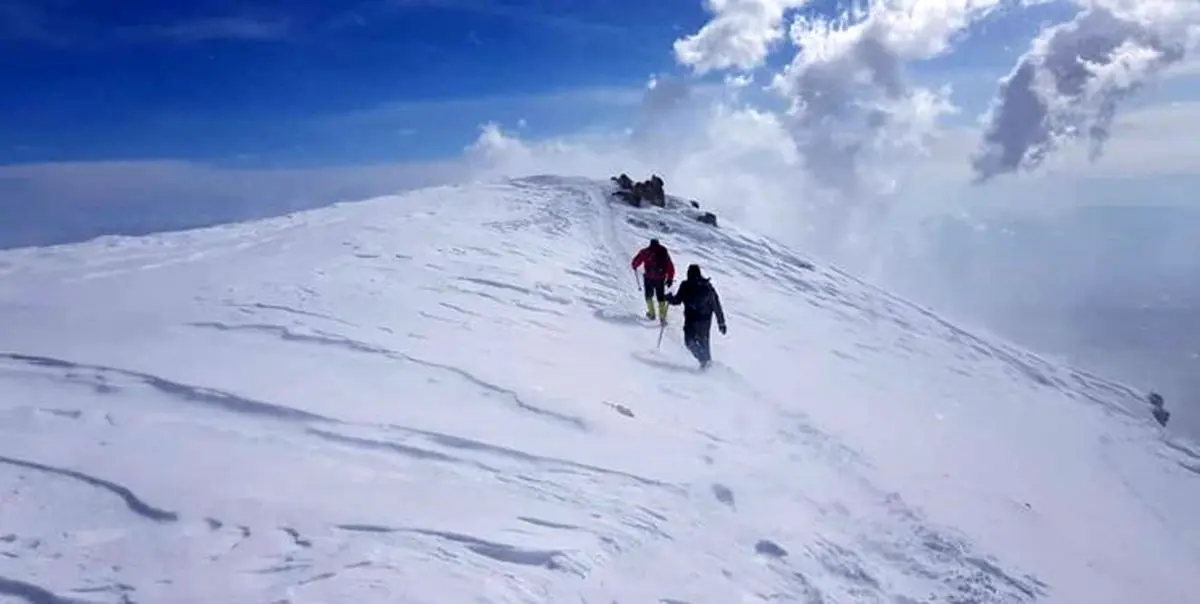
[666,276,725,327]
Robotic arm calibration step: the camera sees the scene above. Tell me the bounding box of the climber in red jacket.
[631,238,676,323]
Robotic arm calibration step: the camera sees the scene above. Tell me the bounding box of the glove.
[718,323,727,335]
[666,278,673,287]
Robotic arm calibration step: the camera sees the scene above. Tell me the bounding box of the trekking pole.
[656,322,666,349]
[633,269,641,292]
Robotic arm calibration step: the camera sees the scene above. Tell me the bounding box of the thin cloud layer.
[0,159,464,249]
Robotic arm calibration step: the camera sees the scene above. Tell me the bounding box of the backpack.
[681,278,715,318]
[645,246,670,275]
[691,279,715,316]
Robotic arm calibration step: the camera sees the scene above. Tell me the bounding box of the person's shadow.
[593,307,659,329]
[630,351,701,374]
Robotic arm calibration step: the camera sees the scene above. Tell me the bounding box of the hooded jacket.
[667,265,726,327]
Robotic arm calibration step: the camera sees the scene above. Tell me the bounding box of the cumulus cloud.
[972,1,1200,182]
[673,0,811,73]
[672,0,1005,196]
[668,0,1200,194]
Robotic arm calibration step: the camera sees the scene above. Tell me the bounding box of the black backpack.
[695,280,716,314]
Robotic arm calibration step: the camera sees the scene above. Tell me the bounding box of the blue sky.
[4,0,1198,170]
[0,0,713,167]
[1,0,1122,169]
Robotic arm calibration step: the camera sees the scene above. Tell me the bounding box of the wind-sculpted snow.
[0,577,96,604]
[0,352,332,422]
[0,455,178,523]
[0,176,1197,603]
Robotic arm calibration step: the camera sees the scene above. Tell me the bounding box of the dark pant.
[683,317,713,365]
[643,276,666,302]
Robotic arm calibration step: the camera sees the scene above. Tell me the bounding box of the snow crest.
[0,176,1197,603]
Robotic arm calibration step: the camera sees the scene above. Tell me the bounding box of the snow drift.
[0,176,1197,603]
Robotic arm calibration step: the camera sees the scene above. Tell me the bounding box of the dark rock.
[613,190,639,205]
[696,212,718,227]
[1153,407,1170,427]
[609,172,666,207]
[690,200,700,209]
[644,174,666,207]
[1148,392,1169,426]
[754,539,788,558]
[711,484,735,507]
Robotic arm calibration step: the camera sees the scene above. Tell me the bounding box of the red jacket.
[631,245,675,281]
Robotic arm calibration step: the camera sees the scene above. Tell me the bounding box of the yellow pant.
[646,298,668,321]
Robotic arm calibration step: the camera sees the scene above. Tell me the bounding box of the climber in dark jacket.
[665,264,726,369]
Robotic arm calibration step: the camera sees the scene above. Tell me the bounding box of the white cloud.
[673,0,810,73]
[323,85,645,131]
[972,1,1200,182]
[359,0,633,37]
[662,0,1200,197]
[1038,100,1200,177]
[448,95,1200,373]
[447,84,1200,288]
[0,4,297,47]
[672,0,1010,198]
[147,17,293,42]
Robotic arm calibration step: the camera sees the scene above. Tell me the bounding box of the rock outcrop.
[1149,392,1170,427]
[610,173,665,207]
[609,173,718,228]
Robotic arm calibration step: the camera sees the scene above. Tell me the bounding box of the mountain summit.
[1,175,1197,603]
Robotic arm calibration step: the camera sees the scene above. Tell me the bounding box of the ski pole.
[633,269,641,292]
[656,322,666,349]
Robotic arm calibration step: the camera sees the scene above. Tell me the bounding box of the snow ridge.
[0,175,1196,603]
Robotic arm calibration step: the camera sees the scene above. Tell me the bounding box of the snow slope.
[0,175,1198,604]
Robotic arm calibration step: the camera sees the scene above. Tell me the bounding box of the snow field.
[0,175,1197,603]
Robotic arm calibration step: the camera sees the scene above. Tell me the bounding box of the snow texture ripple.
[0,176,1197,603]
